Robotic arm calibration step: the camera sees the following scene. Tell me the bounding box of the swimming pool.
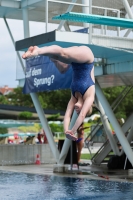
[0,171,133,200]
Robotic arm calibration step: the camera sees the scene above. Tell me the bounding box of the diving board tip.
[52,12,133,29]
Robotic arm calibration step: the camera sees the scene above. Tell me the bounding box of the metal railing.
[46,0,121,36]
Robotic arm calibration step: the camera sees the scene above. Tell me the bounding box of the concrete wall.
[0,144,56,165]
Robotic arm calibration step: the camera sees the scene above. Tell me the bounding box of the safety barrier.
[0,144,56,166]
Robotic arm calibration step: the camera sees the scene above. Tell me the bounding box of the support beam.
[57,0,77,30]
[95,80,133,166]
[124,29,132,37]
[22,8,30,38]
[106,52,133,64]
[88,0,92,43]
[121,0,133,19]
[30,93,60,162]
[95,95,120,155]
[92,113,133,164]
[4,17,25,72]
[22,5,59,162]
[58,111,78,164]
[64,21,71,31]
[120,134,133,155]
[1,0,20,8]
[82,0,89,28]
[120,114,133,156]
[117,11,120,36]
[1,0,43,8]
[104,9,107,35]
[45,0,48,33]
[121,0,133,37]
[21,0,43,8]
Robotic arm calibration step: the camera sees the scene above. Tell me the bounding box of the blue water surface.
[0,171,133,200]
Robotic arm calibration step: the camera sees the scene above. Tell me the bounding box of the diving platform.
[16,30,133,88]
[16,30,133,53]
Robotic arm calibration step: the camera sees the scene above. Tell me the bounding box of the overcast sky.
[0,18,59,88]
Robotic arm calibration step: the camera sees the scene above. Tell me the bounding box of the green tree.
[0,95,9,104]
[38,89,71,110]
[6,87,71,111]
[5,85,133,121]
[7,87,33,107]
[103,86,133,119]
[38,95,47,108]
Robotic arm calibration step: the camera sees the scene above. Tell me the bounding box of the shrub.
[19,111,33,120]
[47,113,60,121]
[0,127,8,134]
[18,123,41,133]
[49,123,63,133]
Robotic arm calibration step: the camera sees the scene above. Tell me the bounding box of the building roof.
[0,86,14,95]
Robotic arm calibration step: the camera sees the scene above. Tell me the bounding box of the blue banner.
[23,55,72,94]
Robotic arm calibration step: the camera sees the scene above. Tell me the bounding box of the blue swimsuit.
[71,62,95,98]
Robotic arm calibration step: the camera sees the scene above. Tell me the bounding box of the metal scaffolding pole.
[22,8,30,38]
[95,95,120,155]
[22,7,59,162]
[122,0,133,37]
[4,18,25,72]
[95,80,133,166]
[120,123,133,156]
[30,93,60,162]
[45,0,48,33]
[58,111,78,164]
[122,0,133,18]
[82,0,92,43]
[57,0,77,30]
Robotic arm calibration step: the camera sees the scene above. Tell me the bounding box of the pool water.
[0,171,133,200]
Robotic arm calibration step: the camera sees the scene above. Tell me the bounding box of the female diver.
[22,45,95,141]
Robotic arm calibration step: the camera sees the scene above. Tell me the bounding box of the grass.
[80,153,94,160]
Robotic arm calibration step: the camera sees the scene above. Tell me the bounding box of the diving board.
[53,12,133,29]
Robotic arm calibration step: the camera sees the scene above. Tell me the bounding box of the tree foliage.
[103,86,133,120]
[37,89,71,110]
[0,95,9,104]
[6,87,33,107]
[1,85,133,120]
[4,87,70,111]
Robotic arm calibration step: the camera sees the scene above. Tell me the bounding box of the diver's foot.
[22,46,39,59]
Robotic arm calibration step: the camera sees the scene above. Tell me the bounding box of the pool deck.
[0,161,133,183]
